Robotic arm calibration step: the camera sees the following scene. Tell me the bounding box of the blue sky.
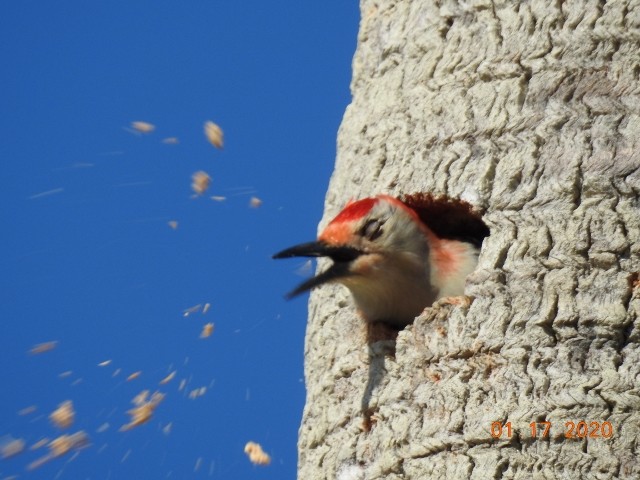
[0,2,359,478]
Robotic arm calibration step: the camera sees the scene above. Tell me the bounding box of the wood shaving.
[204,121,224,149]
[29,341,58,355]
[188,387,207,399]
[132,390,149,406]
[244,441,271,466]
[0,436,25,459]
[120,391,165,432]
[126,371,142,382]
[159,371,176,385]
[168,220,179,230]
[28,188,64,200]
[191,171,211,195]
[202,302,211,314]
[131,121,155,133]
[98,359,111,367]
[50,401,74,429]
[200,323,215,339]
[183,303,203,316]
[249,197,263,208]
[211,195,226,201]
[162,137,179,144]
[96,423,110,433]
[295,260,313,276]
[30,438,49,450]
[27,431,89,470]
[18,405,37,415]
[121,449,131,462]
[49,432,89,456]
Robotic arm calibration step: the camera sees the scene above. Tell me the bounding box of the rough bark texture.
[298,1,640,479]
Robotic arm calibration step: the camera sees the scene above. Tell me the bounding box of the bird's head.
[273,195,433,302]
[274,193,488,326]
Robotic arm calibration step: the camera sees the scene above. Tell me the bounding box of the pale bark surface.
[298,1,640,479]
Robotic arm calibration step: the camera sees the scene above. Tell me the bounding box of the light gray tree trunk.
[298,1,640,479]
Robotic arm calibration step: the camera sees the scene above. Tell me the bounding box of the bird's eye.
[361,219,383,241]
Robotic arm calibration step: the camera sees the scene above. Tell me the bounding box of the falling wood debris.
[204,121,224,149]
[244,441,271,466]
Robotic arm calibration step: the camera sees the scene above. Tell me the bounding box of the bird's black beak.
[273,241,362,298]
[273,241,362,262]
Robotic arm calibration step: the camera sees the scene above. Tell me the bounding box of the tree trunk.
[298,1,640,479]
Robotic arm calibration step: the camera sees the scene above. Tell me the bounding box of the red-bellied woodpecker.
[273,194,488,328]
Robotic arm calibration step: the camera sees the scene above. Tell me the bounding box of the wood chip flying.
[132,390,149,406]
[188,387,207,399]
[18,405,37,416]
[131,121,155,133]
[183,303,203,317]
[191,171,211,195]
[204,121,224,149]
[168,220,179,230]
[295,259,313,276]
[96,423,110,433]
[0,436,25,459]
[162,137,179,144]
[30,438,49,450]
[126,371,142,382]
[244,441,271,466]
[200,323,215,339]
[249,197,263,208]
[120,391,165,432]
[29,341,58,355]
[27,431,89,471]
[50,401,74,429]
[159,371,176,385]
[49,431,89,456]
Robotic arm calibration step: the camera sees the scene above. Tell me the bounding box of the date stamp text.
[490,421,614,440]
